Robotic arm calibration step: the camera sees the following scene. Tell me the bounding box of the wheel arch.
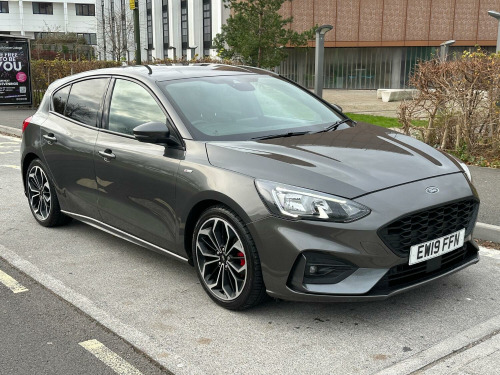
[182,192,254,265]
[22,152,41,196]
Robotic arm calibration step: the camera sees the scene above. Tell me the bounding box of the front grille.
[370,244,478,294]
[378,198,479,256]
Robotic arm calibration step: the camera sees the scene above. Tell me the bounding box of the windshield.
[158,74,344,141]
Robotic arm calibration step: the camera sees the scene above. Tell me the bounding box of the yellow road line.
[79,339,143,375]
[0,164,20,170]
[0,151,13,154]
[0,269,29,293]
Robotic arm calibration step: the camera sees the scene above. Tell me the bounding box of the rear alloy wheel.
[26,159,70,227]
[193,206,267,310]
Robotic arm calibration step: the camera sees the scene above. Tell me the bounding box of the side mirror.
[133,122,170,144]
[331,104,343,113]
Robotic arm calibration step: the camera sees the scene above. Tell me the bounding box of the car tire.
[193,205,268,310]
[25,159,71,227]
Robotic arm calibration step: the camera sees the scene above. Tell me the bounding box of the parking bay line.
[0,269,28,293]
[0,165,20,170]
[79,339,143,375]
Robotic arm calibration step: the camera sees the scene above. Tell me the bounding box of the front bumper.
[248,173,480,302]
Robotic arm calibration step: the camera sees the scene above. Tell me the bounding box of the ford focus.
[21,65,480,310]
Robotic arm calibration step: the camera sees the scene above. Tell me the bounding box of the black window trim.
[49,75,112,130]
[101,76,185,148]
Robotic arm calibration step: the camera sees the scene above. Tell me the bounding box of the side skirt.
[61,210,189,263]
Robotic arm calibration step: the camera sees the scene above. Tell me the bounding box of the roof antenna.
[143,64,152,75]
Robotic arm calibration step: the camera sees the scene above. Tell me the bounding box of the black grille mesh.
[369,244,478,294]
[378,199,479,256]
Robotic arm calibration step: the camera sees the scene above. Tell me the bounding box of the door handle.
[43,133,57,144]
[98,149,116,161]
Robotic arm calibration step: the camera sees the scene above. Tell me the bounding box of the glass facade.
[146,0,153,60]
[162,0,169,58]
[181,0,188,57]
[202,0,211,56]
[277,46,496,90]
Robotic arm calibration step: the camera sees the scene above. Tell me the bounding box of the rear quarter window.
[52,85,70,115]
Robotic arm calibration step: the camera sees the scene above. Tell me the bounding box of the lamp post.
[314,25,333,98]
[440,40,455,62]
[488,10,500,52]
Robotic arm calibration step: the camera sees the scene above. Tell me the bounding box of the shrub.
[31,59,121,105]
[399,49,500,164]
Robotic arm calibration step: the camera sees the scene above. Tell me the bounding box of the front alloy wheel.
[193,206,267,310]
[196,217,247,301]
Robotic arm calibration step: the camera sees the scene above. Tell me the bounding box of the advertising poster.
[0,35,32,106]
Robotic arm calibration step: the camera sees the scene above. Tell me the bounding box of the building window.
[162,0,169,58]
[76,4,95,16]
[32,2,53,15]
[146,0,153,60]
[34,32,64,40]
[77,33,97,45]
[181,0,188,57]
[203,0,211,56]
[0,1,9,13]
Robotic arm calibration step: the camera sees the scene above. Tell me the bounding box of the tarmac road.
[0,133,499,374]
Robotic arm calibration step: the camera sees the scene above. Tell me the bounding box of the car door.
[41,77,110,219]
[94,77,183,252]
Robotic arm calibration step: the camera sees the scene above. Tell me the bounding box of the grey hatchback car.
[21,64,480,310]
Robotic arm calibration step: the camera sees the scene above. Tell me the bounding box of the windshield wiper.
[314,118,355,133]
[250,131,311,141]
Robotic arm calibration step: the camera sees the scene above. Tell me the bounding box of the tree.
[213,0,315,68]
[97,5,135,62]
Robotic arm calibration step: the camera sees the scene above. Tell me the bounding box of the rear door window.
[52,85,70,115]
[65,78,109,126]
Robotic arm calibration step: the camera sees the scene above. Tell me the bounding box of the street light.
[314,24,333,98]
[440,40,455,62]
[488,10,500,52]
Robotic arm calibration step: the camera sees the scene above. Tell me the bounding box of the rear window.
[64,78,109,126]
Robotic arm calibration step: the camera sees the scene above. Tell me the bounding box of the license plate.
[409,229,465,265]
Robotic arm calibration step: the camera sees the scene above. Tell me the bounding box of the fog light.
[309,265,318,274]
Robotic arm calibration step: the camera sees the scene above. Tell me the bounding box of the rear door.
[94,77,183,252]
[41,77,110,219]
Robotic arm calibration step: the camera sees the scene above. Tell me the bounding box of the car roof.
[51,64,278,88]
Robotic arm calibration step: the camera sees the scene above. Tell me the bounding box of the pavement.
[0,132,499,375]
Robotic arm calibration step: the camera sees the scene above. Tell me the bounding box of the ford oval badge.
[426,186,439,194]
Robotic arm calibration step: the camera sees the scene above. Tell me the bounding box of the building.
[276,0,500,89]
[0,0,97,44]
[0,0,228,62]
[96,0,229,61]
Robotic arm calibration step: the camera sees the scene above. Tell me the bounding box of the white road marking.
[0,136,21,142]
[79,339,143,375]
[0,269,29,293]
[0,164,20,170]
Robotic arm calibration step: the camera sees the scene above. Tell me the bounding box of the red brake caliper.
[237,252,245,266]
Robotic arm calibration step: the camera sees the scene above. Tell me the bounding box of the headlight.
[458,160,472,182]
[255,180,371,222]
[449,154,472,182]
